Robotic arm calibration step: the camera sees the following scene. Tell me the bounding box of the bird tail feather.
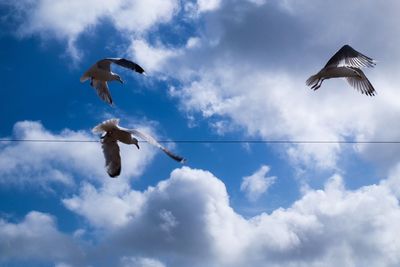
[306,74,320,87]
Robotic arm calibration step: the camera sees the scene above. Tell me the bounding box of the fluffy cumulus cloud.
[129,39,182,73]
[128,36,205,74]
[2,0,224,61]
[63,180,145,229]
[103,167,400,267]
[3,0,180,60]
[2,166,400,266]
[0,211,82,265]
[0,120,156,189]
[162,0,400,171]
[241,165,276,201]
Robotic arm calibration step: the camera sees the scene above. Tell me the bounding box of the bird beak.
[135,143,140,149]
[119,79,124,84]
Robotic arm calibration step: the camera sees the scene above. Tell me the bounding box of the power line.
[1,139,400,144]
[0,139,99,143]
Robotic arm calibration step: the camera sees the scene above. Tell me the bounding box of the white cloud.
[129,39,181,73]
[169,68,348,169]
[240,165,276,201]
[183,0,222,18]
[196,0,222,13]
[128,36,206,75]
[13,0,116,39]
[0,120,157,189]
[59,166,400,267]
[164,0,400,171]
[63,181,145,229]
[2,166,400,266]
[169,64,400,171]
[0,211,82,264]
[186,37,201,49]
[120,256,166,267]
[102,167,248,266]
[111,0,179,33]
[5,0,180,61]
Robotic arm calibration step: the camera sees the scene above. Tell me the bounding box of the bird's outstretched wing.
[80,71,91,83]
[96,59,113,72]
[324,45,376,69]
[345,68,376,96]
[92,79,113,105]
[101,137,121,177]
[92,118,120,134]
[106,58,146,74]
[127,129,186,163]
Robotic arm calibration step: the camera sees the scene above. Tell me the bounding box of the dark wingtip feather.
[116,58,146,74]
[135,64,146,74]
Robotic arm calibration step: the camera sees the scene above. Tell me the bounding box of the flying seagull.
[80,58,146,105]
[92,118,186,177]
[306,45,376,96]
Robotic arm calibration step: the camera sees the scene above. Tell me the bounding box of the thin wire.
[1,139,400,144]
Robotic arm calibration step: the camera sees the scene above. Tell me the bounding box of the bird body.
[105,129,139,147]
[80,66,120,83]
[307,66,361,86]
[93,119,185,177]
[319,66,361,79]
[80,58,145,105]
[306,45,376,96]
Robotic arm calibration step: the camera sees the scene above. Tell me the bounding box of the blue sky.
[1,1,400,267]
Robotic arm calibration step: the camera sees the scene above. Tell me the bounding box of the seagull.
[92,118,186,177]
[80,58,146,105]
[306,45,376,96]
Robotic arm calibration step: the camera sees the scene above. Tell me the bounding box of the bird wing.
[80,71,90,83]
[96,59,113,72]
[126,128,186,163]
[92,79,113,105]
[92,118,120,134]
[345,68,376,96]
[106,58,146,74]
[101,137,121,178]
[324,45,376,69]
[80,63,98,82]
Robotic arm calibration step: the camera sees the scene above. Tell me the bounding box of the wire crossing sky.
[2,139,400,144]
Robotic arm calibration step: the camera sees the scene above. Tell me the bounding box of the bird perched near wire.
[306,45,376,96]
[80,58,146,105]
[92,118,186,177]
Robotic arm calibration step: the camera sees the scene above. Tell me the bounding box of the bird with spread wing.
[81,58,146,105]
[306,45,376,96]
[92,119,186,177]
